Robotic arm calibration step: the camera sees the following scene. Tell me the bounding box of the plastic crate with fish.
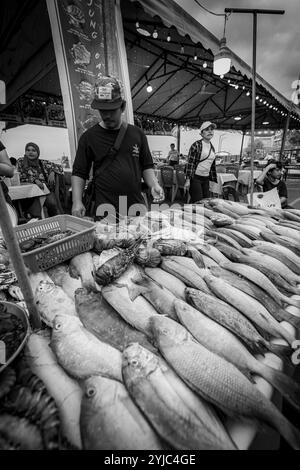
[14,215,95,272]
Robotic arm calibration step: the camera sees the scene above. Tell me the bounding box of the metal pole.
[279,107,291,162]
[224,8,285,206]
[239,131,246,165]
[0,186,41,329]
[249,12,257,207]
[177,125,181,154]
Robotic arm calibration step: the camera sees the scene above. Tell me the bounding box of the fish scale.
[150,316,300,450]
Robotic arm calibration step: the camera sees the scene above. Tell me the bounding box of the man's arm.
[71,175,86,217]
[255,163,276,186]
[143,168,164,202]
[0,148,14,178]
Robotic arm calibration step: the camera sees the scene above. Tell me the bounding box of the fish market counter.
[2,203,300,450]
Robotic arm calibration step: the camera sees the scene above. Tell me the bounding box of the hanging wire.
[193,0,226,17]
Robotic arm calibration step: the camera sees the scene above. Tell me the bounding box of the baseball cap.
[199,121,217,133]
[91,76,125,110]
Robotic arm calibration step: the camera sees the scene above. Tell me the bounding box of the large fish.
[260,231,300,257]
[251,243,300,275]
[34,281,78,327]
[75,287,157,353]
[209,266,300,330]
[50,314,122,382]
[101,282,160,338]
[214,228,253,248]
[144,267,186,300]
[122,343,237,450]
[194,242,228,264]
[69,252,98,292]
[205,229,242,250]
[132,272,178,320]
[203,274,295,346]
[150,315,300,450]
[160,258,210,294]
[152,239,205,268]
[241,248,300,286]
[185,288,289,358]
[80,376,164,450]
[216,245,300,296]
[175,300,300,411]
[268,224,300,244]
[221,262,300,309]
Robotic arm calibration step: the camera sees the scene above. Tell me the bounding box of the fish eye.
[86,387,96,398]
[54,322,62,330]
[131,359,139,366]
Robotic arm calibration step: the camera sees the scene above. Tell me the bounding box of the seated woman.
[16,142,64,219]
[255,160,288,208]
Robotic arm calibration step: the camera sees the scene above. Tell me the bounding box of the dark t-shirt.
[72,123,154,215]
[263,178,288,199]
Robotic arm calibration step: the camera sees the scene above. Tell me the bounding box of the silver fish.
[150,315,300,450]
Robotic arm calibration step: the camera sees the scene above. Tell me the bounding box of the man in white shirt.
[184,121,217,202]
[167,143,179,166]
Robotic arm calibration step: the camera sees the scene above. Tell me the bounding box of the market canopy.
[1,0,300,132]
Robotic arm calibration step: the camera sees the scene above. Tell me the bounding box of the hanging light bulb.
[220,74,224,79]
[152,27,158,39]
[194,49,198,61]
[167,30,171,42]
[135,20,140,29]
[203,61,208,68]
[246,91,250,96]
[181,45,185,54]
[213,37,231,75]
[146,83,153,93]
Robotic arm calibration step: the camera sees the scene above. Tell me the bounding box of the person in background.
[0,141,14,204]
[184,121,218,202]
[16,142,64,219]
[72,76,164,221]
[167,143,179,167]
[255,160,288,208]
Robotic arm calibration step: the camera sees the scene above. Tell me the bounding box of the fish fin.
[284,297,300,309]
[266,342,293,363]
[260,364,300,412]
[281,312,300,329]
[115,280,149,301]
[187,247,206,269]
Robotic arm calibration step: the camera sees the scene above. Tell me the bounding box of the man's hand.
[48,171,55,186]
[35,179,44,190]
[151,184,165,203]
[72,201,86,218]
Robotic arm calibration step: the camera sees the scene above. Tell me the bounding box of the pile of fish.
[22,200,300,450]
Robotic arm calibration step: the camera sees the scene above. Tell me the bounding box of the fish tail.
[266,342,293,361]
[274,415,300,450]
[283,296,300,308]
[257,363,300,412]
[281,311,300,330]
[187,247,205,269]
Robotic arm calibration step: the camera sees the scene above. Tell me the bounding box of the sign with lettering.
[46,0,131,162]
[247,187,281,209]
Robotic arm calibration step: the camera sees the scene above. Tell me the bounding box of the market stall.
[1,200,300,450]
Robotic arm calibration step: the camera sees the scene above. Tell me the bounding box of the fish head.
[36,280,56,295]
[150,315,189,348]
[122,343,158,379]
[74,287,97,304]
[52,313,82,333]
[82,376,116,410]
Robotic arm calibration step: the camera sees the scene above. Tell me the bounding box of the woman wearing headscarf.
[16,142,64,219]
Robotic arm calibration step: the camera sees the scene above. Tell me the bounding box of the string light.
[246,91,250,96]
[194,49,198,61]
[203,61,208,68]
[152,27,158,39]
[167,30,171,42]
[180,45,185,54]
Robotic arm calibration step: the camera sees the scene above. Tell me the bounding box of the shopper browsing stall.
[255,160,288,208]
[184,121,218,202]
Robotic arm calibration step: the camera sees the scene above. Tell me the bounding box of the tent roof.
[1,0,299,131]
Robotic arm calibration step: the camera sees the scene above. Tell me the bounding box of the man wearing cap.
[72,76,164,220]
[184,121,218,202]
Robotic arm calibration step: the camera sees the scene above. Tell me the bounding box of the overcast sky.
[174,0,299,100]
